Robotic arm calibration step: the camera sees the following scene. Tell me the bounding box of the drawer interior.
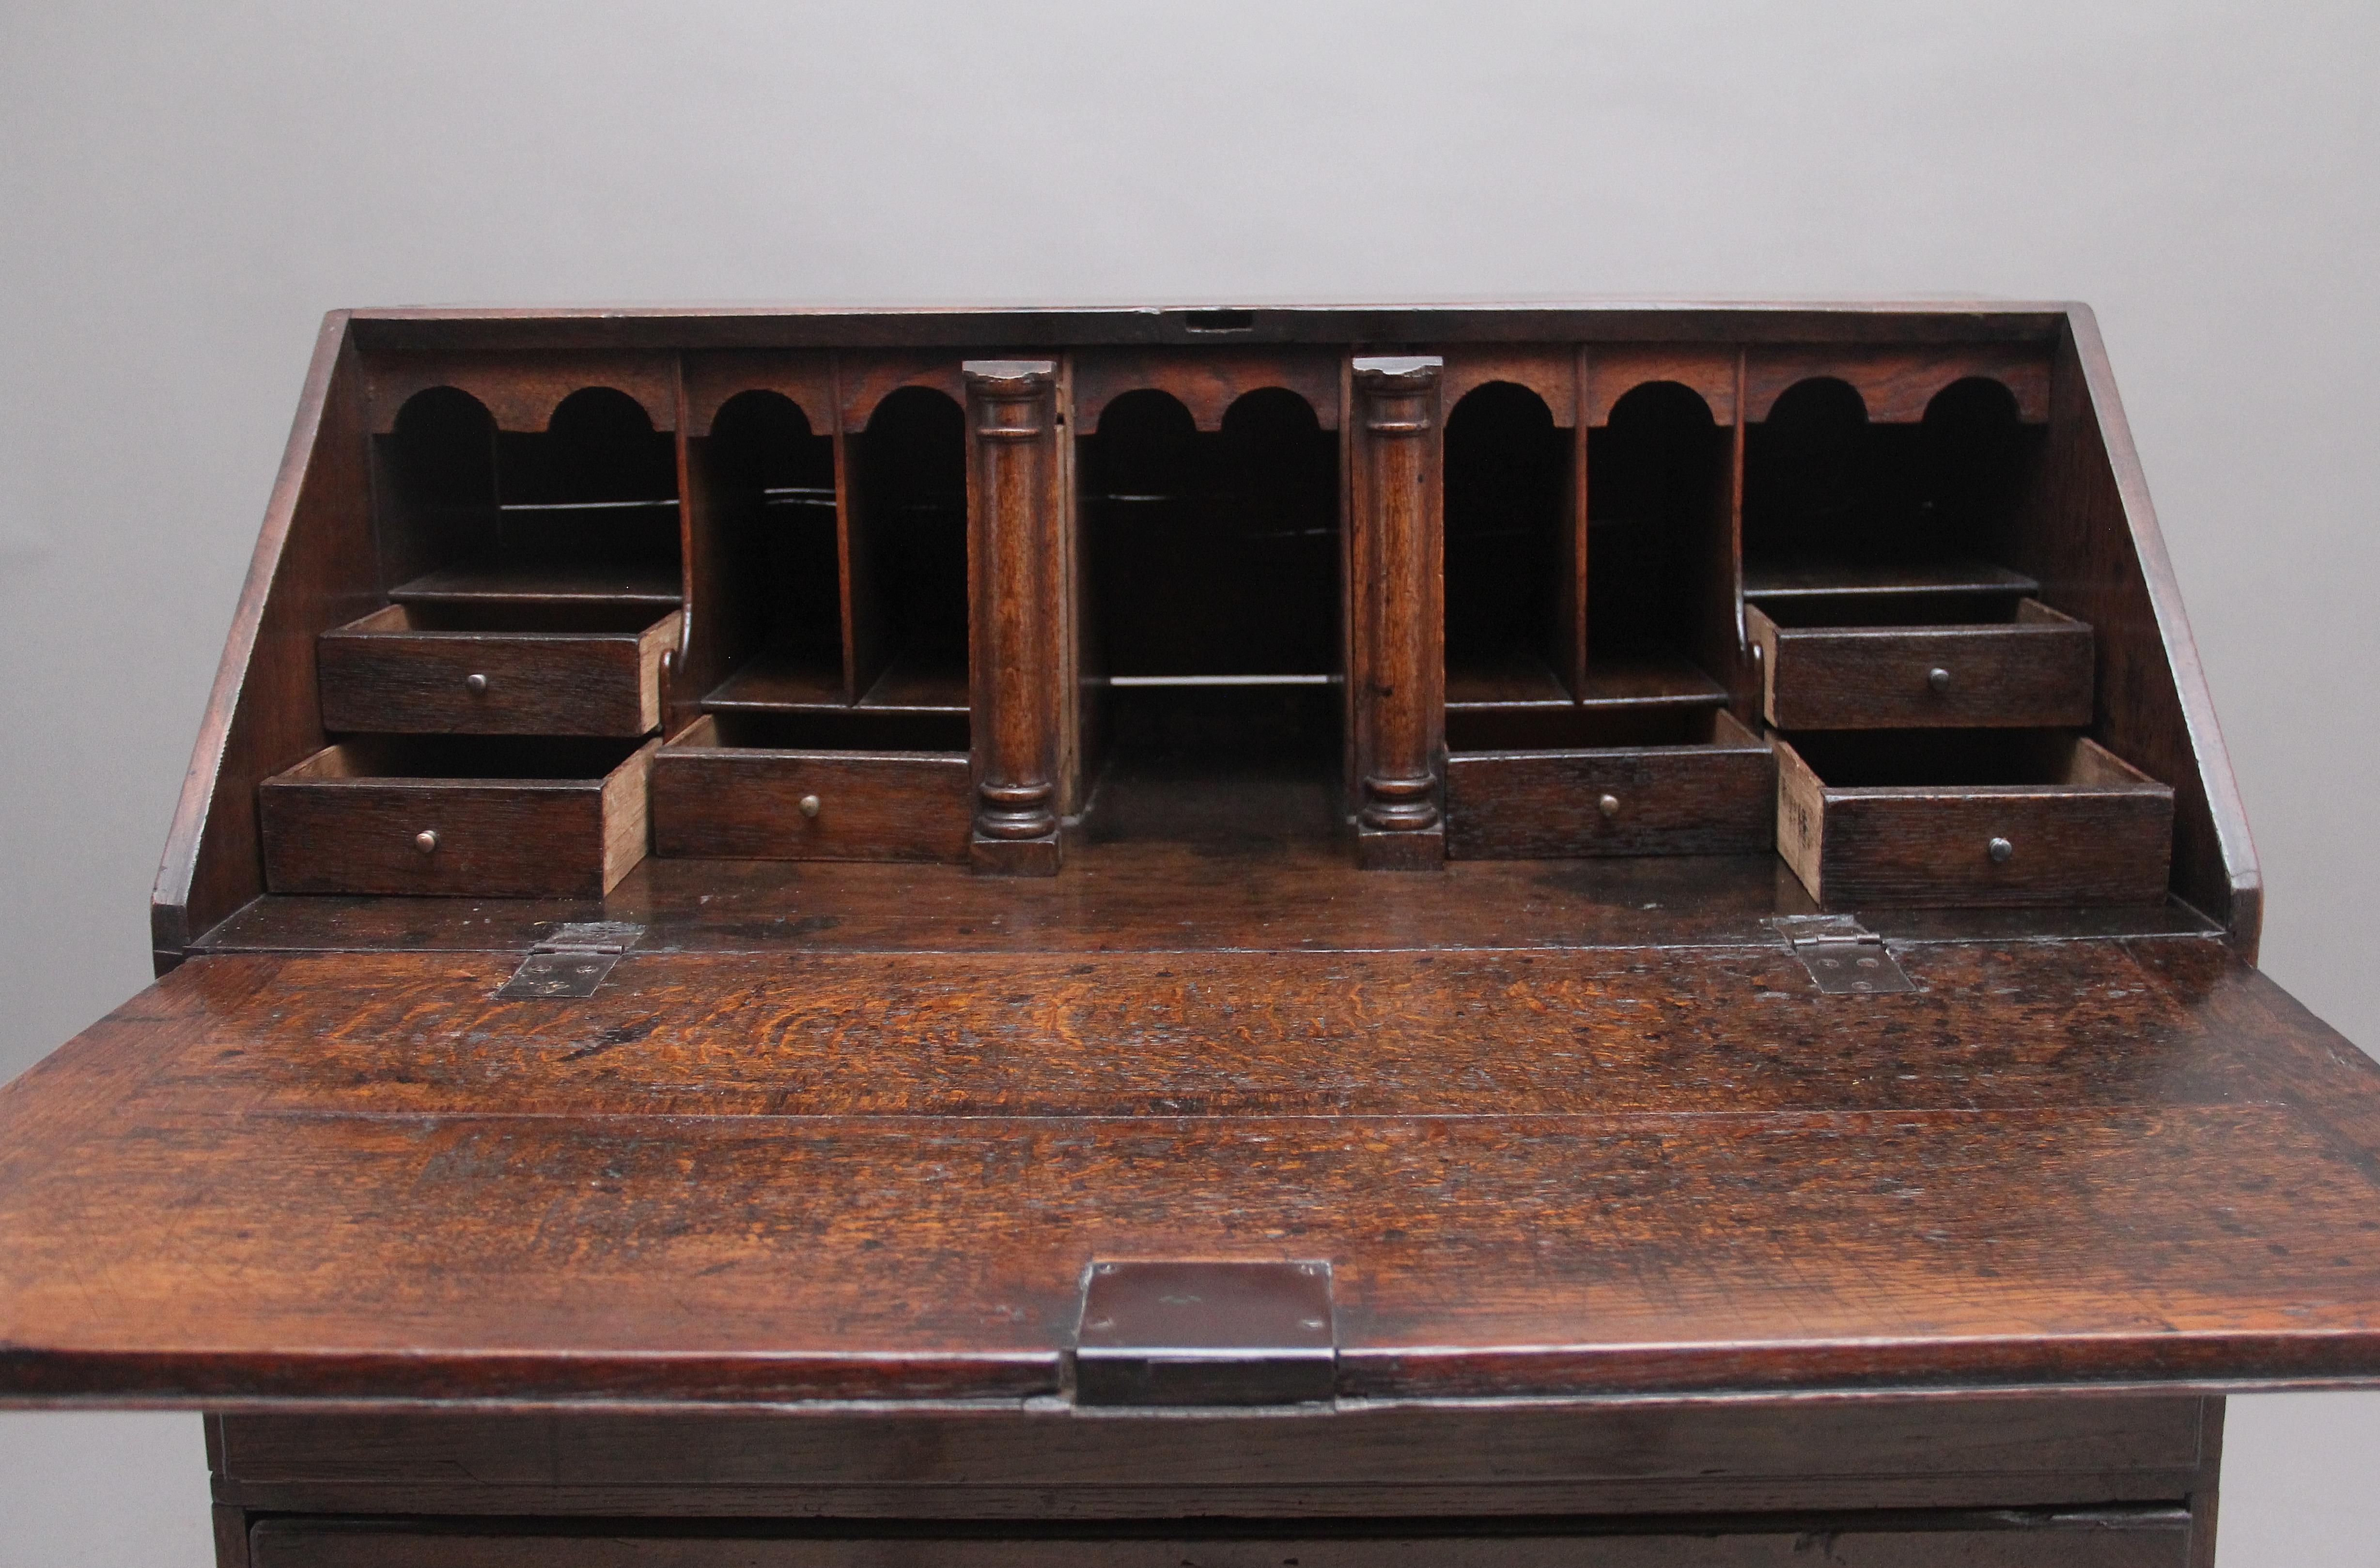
[331,601,672,637]
[1449,699,1732,754]
[1751,590,2069,632]
[274,734,652,784]
[1779,728,2155,792]
[684,708,969,755]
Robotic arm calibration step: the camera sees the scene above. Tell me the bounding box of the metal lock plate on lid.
[1074,1259,1336,1407]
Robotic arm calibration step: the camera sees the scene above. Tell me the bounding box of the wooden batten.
[1742,342,2053,424]
[1073,347,1342,433]
[364,350,682,434]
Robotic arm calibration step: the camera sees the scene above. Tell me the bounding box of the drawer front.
[1446,744,1775,859]
[251,1516,2191,1568]
[318,620,674,737]
[260,742,654,897]
[653,747,972,863]
[1754,610,2093,730]
[1786,787,2175,907]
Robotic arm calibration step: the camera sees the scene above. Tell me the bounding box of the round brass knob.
[1987,836,2015,864]
[414,830,439,855]
[1597,793,1621,820]
[1927,667,1952,693]
[799,794,822,819]
[464,672,489,695]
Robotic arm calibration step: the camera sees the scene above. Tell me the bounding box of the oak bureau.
[2,302,2371,1567]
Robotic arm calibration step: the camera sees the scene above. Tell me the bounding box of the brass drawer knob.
[1928,667,1952,693]
[1987,836,2015,864]
[414,830,439,855]
[1598,793,1621,820]
[464,672,489,695]
[799,794,822,819]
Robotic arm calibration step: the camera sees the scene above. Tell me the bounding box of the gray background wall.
[2,3,2374,1561]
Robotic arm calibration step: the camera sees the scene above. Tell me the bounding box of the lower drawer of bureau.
[258,736,658,897]
[249,1511,2192,1568]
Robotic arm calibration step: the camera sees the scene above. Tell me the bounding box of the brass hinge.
[1773,915,1917,995]
[493,922,645,1001]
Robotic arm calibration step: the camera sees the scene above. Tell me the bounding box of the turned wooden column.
[963,360,1065,875]
[1348,356,1447,870]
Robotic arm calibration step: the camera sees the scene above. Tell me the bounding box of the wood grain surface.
[4,936,2379,1406]
[243,1512,2192,1568]
[1750,601,2094,731]
[1446,713,1775,858]
[318,607,678,737]
[652,717,970,862]
[1775,733,2173,908]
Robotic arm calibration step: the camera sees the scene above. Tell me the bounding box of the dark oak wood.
[54,303,2320,1567]
[1741,343,2052,424]
[190,845,2217,961]
[151,316,379,973]
[1749,599,2094,731]
[1349,359,1446,869]
[389,562,683,611]
[259,737,656,897]
[1447,711,1774,858]
[1775,731,2174,907]
[964,362,1065,873]
[209,1396,2216,1520]
[652,716,969,863]
[363,351,680,436]
[5,935,2380,1409]
[245,1513,2193,1568]
[2010,313,2258,950]
[1073,347,1343,433]
[318,605,678,737]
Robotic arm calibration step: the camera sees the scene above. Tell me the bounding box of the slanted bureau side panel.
[2009,310,2260,952]
[151,316,380,973]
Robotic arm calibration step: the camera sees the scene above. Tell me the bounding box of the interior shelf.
[1743,558,2038,603]
[389,561,684,611]
[1446,651,1727,714]
[702,643,845,713]
[857,648,969,714]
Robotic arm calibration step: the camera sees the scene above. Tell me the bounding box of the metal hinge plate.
[1773,915,1917,995]
[1074,1259,1336,1407]
[493,922,645,1001]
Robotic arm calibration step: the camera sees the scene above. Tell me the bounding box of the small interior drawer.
[1447,710,1775,859]
[318,605,680,737]
[652,714,972,863]
[1748,599,2092,730]
[1774,730,2173,906]
[260,736,657,897]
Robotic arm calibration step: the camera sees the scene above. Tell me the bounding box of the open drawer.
[1774,729,2173,906]
[317,604,680,737]
[259,735,657,896]
[1446,710,1775,859]
[651,714,972,863]
[1747,598,2093,730]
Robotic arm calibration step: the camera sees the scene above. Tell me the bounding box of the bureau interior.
[1075,385,1343,834]
[374,384,683,609]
